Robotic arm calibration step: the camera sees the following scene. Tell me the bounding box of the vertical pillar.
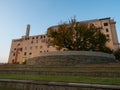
[26,24,30,37]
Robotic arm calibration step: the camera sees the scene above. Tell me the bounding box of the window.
[106,34,109,38]
[106,28,109,32]
[32,37,34,39]
[25,37,29,40]
[40,46,42,49]
[35,46,38,49]
[31,41,33,44]
[24,52,27,56]
[29,52,32,55]
[44,36,46,38]
[40,51,42,53]
[13,53,15,56]
[104,23,108,26]
[17,43,20,46]
[12,59,14,63]
[40,36,43,39]
[19,48,22,51]
[36,36,38,39]
[14,48,16,51]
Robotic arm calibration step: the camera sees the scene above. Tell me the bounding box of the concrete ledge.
[0,79,120,90]
[27,51,116,66]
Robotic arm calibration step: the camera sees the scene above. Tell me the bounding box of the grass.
[0,74,120,85]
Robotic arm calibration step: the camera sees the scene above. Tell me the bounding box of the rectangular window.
[40,46,42,49]
[24,52,27,56]
[32,37,34,39]
[14,48,16,51]
[20,48,22,51]
[104,23,108,26]
[31,41,33,44]
[29,52,32,55]
[36,36,38,39]
[40,36,43,39]
[106,34,109,38]
[13,53,15,56]
[106,28,109,32]
[36,46,37,48]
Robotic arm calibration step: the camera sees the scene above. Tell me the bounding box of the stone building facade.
[8,17,119,64]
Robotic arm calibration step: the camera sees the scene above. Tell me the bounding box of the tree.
[114,48,120,61]
[47,18,112,53]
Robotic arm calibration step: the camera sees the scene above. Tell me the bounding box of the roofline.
[48,17,112,28]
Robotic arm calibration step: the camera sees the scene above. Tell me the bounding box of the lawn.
[0,74,120,85]
[0,88,20,90]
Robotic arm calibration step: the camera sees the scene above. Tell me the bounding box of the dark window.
[40,51,42,53]
[17,43,20,46]
[20,48,22,51]
[12,59,14,63]
[44,36,46,38]
[25,37,29,40]
[32,37,34,39]
[29,52,32,55]
[14,48,16,50]
[40,36,43,39]
[104,23,108,26]
[106,34,109,38]
[13,53,15,56]
[31,41,33,44]
[106,28,109,32]
[24,52,27,56]
[40,46,42,49]
[36,36,38,39]
[35,46,38,49]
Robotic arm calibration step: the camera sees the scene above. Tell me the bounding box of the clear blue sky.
[0,0,120,63]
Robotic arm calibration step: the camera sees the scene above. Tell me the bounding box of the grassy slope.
[0,74,120,85]
[0,88,20,90]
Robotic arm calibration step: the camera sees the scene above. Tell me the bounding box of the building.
[8,17,119,64]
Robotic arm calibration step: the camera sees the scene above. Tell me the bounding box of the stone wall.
[27,51,116,66]
[0,79,120,90]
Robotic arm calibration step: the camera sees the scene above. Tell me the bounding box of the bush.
[114,49,120,61]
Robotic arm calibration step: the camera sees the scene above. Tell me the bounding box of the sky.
[0,0,120,63]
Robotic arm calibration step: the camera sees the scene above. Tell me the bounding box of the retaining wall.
[0,79,120,90]
[27,51,116,66]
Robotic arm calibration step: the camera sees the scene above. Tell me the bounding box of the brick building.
[8,17,119,64]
